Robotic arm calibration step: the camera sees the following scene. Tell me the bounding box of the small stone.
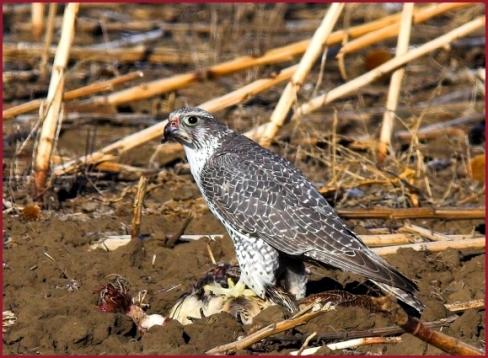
[81,202,98,213]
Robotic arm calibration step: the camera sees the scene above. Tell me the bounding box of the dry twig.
[359,233,418,247]
[374,297,484,355]
[3,71,143,120]
[199,65,296,112]
[372,237,484,256]
[377,3,414,164]
[31,3,45,39]
[258,3,344,147]
[395,113,484,142]
[444,299,484,312]
[4,42,204,65]
[399,223,452,241]
[336,206,485,220]
[39,3,57,79]
[206,304,329,354]
[130,176,148,240]
[95,162,157,177]
[326,336,401,350]
[32,3,79,195]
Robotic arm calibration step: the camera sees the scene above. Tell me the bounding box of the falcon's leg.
[232,234,300,313]
[278,256,308,300]
[229,233,280,299]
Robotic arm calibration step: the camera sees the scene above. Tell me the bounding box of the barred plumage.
[162,107,424,313]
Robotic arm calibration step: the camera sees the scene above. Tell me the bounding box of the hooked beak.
[162,114,182,143]
[162,120,178,143]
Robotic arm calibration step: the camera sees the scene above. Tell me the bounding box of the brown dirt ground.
[2,3,485,355]
[2,187,485,354]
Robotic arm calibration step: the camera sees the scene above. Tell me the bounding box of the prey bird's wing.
[200,135,417,294]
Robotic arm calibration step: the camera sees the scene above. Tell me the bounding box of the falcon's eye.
[185,116,199,126]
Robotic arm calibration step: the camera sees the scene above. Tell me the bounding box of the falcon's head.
[162,107,230,149]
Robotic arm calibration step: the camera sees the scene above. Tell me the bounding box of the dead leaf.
[469,154,485,183]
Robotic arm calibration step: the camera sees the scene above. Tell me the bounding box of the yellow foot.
[204,278,256,298]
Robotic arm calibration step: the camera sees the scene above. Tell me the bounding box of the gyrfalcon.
[162,107,424,313]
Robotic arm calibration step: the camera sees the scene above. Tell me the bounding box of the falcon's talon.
[204,278,256,298]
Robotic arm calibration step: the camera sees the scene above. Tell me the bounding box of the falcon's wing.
[199,136,417,294]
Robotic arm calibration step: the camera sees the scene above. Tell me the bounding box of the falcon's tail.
[371,280,424,314]
[304,249,423,312]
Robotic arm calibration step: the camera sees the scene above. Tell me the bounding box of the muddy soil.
[2,184,485,354]
[3,3,485,355]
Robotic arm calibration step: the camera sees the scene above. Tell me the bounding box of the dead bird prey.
[162,107,424,314]
[169,264,272,325]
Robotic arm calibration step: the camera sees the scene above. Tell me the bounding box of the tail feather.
[371,280,424,314]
